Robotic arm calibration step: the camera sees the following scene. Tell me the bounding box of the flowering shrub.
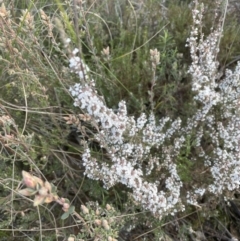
[68,0,240,220]
[2,0,240,240]
[69,46,185,218]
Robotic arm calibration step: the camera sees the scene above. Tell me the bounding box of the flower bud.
[33,176,44,187]
[44,181,52,193]
[109,218,114,224]
[68,237,75,241]
[106,204,111,210]
[95,208,100,215]
[62,202,70,212]
[102,219,110,230]
[81,205,89,214]
[94,219,101,226]
[22,171,37,189]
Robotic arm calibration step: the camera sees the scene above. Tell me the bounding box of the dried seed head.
[0,3,10,18]
[150,48,160,69]
[38,186,49,196]
[33,195,45,206]
[22,171,43,189]
[44,181,52,193]
[20,10,34,30]
[18,188,36,196]
[101,46,110,56]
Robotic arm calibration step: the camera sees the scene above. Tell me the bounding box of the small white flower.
[65,38,71,43]
[72,48,79,55]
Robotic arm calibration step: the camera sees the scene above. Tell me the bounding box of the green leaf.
[61,212,70,220]
[68,205,75,215]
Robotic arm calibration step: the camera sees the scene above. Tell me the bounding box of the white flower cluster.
[186,1,220,107]
[69,49,128,144]
[69,48,90,81]
[185,0,240,204]
[82,143,185,218]
[68,48,185,218]
[68,0,240,219]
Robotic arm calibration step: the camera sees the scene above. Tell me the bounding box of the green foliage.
[1,0,240,240]
[218,16,240,65]
[177,135,194,183]
[167,0,192,58]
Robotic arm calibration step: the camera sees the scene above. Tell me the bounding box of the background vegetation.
[1,0,240,240]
